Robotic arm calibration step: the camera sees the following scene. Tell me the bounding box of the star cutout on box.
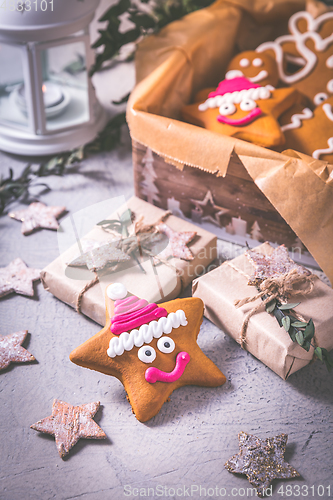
[67,238,130,272]
[9,201,66,235]
[30,399,106,459]
[0,330,35,371]
[0,258,41,298]
[153,222,196,262]
[246,244,310,285]
[181,76,299,147]
[190,190,229,227]
[225,431,300,497]
[70,283,226,422]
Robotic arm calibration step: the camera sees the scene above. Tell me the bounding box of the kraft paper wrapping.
[192,243,333,379]
[41,196,217,326]
[127,0,333,285]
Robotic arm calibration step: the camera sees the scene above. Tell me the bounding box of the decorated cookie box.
[127,0,333,286]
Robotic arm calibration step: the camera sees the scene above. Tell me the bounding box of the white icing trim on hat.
[198,86,271,112]
[107,283,127,300]
[107,309,187,358]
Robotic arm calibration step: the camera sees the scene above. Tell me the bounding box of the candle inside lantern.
[41,82,65,108]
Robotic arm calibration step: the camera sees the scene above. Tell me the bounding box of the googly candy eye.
[219,103,236,116]
[314,92,328,106]
[157,337,175,354]
[138,345,156,363]
[239,58,250,68]
[240,98,257,111]
[252,58,263,67]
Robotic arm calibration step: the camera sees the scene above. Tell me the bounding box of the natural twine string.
[75,210,184,313]
[225,262,317,349]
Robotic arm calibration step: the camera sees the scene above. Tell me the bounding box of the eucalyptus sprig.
[265,298,333,372]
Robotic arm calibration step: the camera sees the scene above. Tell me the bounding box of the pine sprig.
[265,298,333,372]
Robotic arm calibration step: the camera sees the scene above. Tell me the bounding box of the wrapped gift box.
[192,242,333,379]
[127,0,333,286]
[41,196,217,325]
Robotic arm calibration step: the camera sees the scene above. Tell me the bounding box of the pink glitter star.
[0,258,41,298]
[9,202,66,235]
[0,330,35,371]
[155,223,196,261]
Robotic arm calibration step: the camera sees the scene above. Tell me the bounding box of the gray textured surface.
[1,8,333,500]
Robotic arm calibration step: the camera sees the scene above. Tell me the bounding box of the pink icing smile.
[145,351,190,384]
[217,107,262,126]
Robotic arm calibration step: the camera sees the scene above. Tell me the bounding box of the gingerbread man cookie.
[257,10,333,106]
[182,76,298,147]
[70,283,226,422]
[279,95,333,162]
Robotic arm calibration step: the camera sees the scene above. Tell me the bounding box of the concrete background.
[0,2,332,499]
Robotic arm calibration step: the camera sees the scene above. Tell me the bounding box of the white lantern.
[0,0,107,155]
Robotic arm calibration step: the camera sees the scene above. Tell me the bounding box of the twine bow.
[234,268,317,349]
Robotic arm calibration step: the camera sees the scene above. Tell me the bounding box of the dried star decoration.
[225,432,300,497]
[190,190,229,226]
[246,244,310,285]
[68,238,130,271]
[154,222,196,261]
[30,399,106,459]
[0,258,41,298]
[0,330,35,371]
[9,201,66,235]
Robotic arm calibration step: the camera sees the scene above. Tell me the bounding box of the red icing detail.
[209,76,260,98]
[217,107,262,126]
[145,352,190,384]
[111,303,168,335]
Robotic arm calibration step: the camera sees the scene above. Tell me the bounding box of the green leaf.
[120,209,132,223]
[314,346,323,361]
[295,330,304,346]
[303,318,315,340]
[265,299,276,313]
[278,302,300,310]
[303,340,311,352]
[291,321,308,328]
[282,316,291,332]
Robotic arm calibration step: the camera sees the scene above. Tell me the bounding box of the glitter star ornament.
[9,201,66,235]
[30,399,106,459]
[0,330,35,370]
[246,244,310,285]
[70,283,226,422]
[154,222,196,261]
[225,431,300,498]
[0,258,41,298]
[190,190,229,226]
[68,238,130,271]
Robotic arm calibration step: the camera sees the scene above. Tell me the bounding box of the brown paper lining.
[127,0,333,285]
[41,196,217,325]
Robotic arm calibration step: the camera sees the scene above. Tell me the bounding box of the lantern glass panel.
[40,40,90,131]
[0,43,30,128]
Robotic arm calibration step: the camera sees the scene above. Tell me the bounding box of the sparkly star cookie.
[225,431,300,498]
[181,76,298,147]
[0,330,35,371]
[0,258,41,298]
[31,399,106,458]
[70,283,226,422]
[9,201,66,235]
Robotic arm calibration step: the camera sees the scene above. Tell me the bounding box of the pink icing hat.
[208,76,260,98]
[106,283,167,336]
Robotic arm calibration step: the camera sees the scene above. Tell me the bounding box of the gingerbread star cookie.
[181,76,298,147]
[225,431,300,498]
[0,258,41,298]
[70,283,226,422]
[0,330,35,371]
[9,201,66,235]
[31,399,106,458]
